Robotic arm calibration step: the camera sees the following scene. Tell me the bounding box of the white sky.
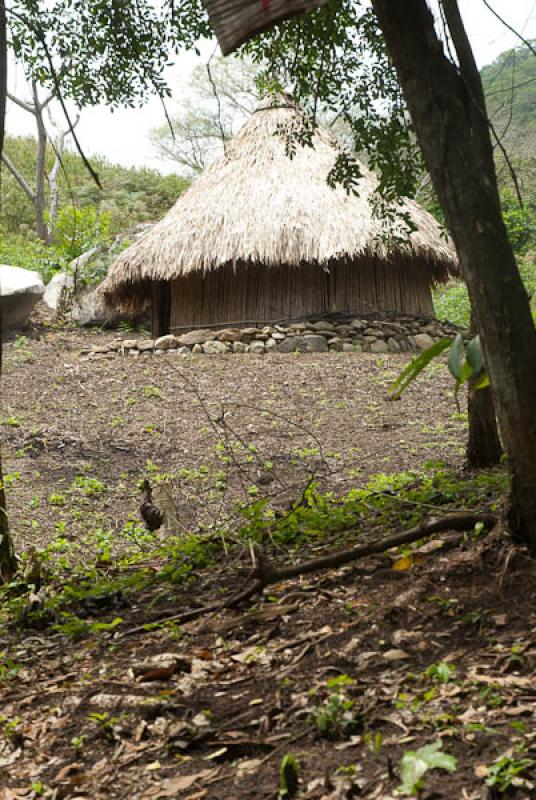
[5,0,536,173]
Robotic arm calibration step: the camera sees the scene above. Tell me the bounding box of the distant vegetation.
[0,134,189,283]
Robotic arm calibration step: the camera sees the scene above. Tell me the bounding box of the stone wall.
[82,315,460,359]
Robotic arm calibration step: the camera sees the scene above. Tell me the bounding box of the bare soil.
[1,327,535,800]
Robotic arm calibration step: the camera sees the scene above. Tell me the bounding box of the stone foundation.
[81,315,460,359]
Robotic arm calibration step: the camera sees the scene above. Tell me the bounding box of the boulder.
[265,337,278,352]
[414,333,435,350]
[43,271,74,310]
[249,340,265,354]
[178,329,217,346]
[155,334,179,350]
[371,340,389,353]
[277,336,308,353]
[304,334,329,353]
[217,328,242,343]
[202,340,229,355]
[0,265,45,330]
[233,341,248,353]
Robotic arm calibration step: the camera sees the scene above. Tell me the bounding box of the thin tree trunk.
[371,0,536,546]
[0,0,17,581]
[32,82,50,243]
[466,311,502,468]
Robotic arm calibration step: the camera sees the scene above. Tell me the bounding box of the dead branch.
[120,511,497,637]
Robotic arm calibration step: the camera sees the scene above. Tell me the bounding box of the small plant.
[71,734,86,755]
[424,662,456,684]
[48,493,66,507]
[87,711,120,741]
[0,653,22,682]
[310,675,359,737]
[398,740,457,797]
[72,475,106,496]
[485,750,535,793]
[279,754,299,799]
[363,731,383,755]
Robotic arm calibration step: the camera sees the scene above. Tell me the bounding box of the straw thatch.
[100,96,457,322]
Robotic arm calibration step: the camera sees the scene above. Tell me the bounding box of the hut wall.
[168,258,434,332]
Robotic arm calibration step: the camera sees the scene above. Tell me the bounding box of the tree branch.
[6,90,35,115]
[1,152,36,200]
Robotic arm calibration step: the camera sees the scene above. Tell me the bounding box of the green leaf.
[448,334,465,381]
[465,335,484,374]
[399,740,457,796]
[388,338,452,399]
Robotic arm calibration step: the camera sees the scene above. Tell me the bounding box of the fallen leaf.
[383,649,410,661]
[392,556,413,571]
[474,764,489,778]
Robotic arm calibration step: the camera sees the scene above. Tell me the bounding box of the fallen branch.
[120,512,497,637]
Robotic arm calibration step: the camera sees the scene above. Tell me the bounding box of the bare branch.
[6,91,35,115]
[1,153,36,201]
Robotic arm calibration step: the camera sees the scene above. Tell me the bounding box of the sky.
[5,0,536,174]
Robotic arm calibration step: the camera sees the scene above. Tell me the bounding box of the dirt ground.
[1,326,467,554]
[1,327,535,800]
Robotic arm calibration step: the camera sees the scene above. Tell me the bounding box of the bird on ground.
[139,478,165,531]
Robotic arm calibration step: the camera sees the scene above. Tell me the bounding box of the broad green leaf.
[448,334,465,381]
[399,740,457,796]
[388,338,452,399]
[465,335,484,374]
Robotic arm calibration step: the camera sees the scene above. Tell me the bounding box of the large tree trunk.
[0,0,17,581]
[371,0,536,546]
[466,311,502,468]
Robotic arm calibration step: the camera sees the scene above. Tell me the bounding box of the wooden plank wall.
[168,259,434,332]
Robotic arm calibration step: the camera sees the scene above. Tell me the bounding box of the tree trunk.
[32,82,50,244]
[466,311,502,468]
[0,0,17,581]
[371,0,536,546]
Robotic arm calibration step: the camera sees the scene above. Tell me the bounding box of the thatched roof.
[100,97,457,312]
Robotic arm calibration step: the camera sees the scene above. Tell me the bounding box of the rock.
[350,319,366,330]
[0,265,45,330]
[248,340,265,354]
[128,349,140,357]
[352,342,363,353]
[277,336,308,353]
[414,333,435,350]
[178,329,217,346]
[233,341,248,353]
[217,328,242,342]
[177,346,191,355]
[120,339,138,350]
[202,340,229,355]
[71,286,120,327]
[371,340,389,353]
[310,320,334,332]
[138,340,155,352]
[387,337,401,352]
[342,343,354,353]
[328,337,343,351]
[272,332,286,340]
[335,325,354,336]
[192,343,203,354]
[43,271,74,310]
[155,334,179,350]
[304,334,329,353]
[265,337,278,352]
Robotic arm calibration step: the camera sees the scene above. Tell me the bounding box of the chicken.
[139,479,165,531]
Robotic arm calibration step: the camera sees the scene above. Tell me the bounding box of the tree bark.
[466,311,502,468]
[371,0,536,547]
[0,0,17,581]
[32,82,50,243]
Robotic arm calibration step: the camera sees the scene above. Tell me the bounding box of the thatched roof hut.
[100,97,457,335]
